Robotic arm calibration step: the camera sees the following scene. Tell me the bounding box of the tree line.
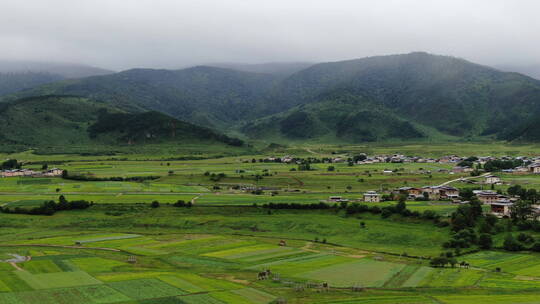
[0,195,92,216]
[61,170,160,182]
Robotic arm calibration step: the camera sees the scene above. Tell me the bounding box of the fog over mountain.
[495,64,540,80]
[0,61,113,79]
[1,0,539,70]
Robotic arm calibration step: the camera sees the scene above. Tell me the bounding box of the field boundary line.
[0,244,122,252]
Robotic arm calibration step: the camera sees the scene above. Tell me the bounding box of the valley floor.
[0,145,539,303]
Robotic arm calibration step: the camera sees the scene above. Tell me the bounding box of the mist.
[1,0,539,71]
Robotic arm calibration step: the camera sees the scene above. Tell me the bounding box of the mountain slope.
[495,64,540,81]
[0,95,243,150]
[5,53,540,143]
[264,52,540,138]
[0,61,113,96]
[241,90,434,143]
[3,66,278,129]
[208,62,314,77]
[0,72,64,96]
[0,60,113,78]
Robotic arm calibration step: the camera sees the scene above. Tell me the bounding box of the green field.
[0,145,539,303]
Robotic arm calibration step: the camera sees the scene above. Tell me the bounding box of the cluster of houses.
[472,190,517,217]
[356,153,540,172]
[355,187,540,218]
[0,168,63,178]
[262,154,540,175]
[394,186,460,201]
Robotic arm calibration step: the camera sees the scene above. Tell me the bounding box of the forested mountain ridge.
[1,66,278,129]
[0,60,113,96]
[0,72,64,96]
[264,52,540,138]
[4,52,540,143]
[0,95,244,151]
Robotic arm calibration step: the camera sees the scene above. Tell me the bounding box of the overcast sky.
[1,0,539,71]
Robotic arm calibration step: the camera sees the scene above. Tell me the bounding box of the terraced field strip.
[419,268,484,287]
[211,290,255,304]
[401,266,434,287]
[10,233,139,246]
[296,258,405,287]
[108,278,186,300]
[15,270,102,289]
[76,234,141,244]
[245,252,328,270]
[231,287,276,304]
[203,243,288,259]
[382,264,421,287]
[477,272,540,289]
[174,273,243,291]
[0,284,131,304]
[435,294,540,304]
[21,259,63,274]
[158,275,205,293]
[240,247,303,262]
[70,257,127,273]
[180,294,226,303]
[462,251,540,276]
[324,295,436,304]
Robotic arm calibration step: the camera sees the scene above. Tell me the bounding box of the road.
[438,172,490,187]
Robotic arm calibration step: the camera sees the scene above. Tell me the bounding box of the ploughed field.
[1,145,540,303]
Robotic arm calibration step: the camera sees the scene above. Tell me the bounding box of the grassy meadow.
[1,143,540,303]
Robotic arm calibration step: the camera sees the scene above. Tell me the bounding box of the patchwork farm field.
[1,145,540,303]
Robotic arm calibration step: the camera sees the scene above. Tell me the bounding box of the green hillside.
[2,66,278,129]
[0,72,63,96]
[0,95,244,152]
[5,53,540,143]
[241,90,449,143]
[268,52,540,138]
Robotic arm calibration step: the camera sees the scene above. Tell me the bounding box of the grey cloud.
[0,0,538,70]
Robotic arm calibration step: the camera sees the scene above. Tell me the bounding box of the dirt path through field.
[438,172,490,187]
[0,244,121,252]
[9,262,23,271]
[284,175,304,187]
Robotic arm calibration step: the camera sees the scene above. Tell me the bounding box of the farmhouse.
[490,201,513,217]
[529,163,540,174]
[475,190,500,204]
[513,166,530,174]
[44,168,64,177]
[438,186,460,199]
[474,190,517,206]
[363,191,381,202]
[485,175,501,184]
[396,187,422,199]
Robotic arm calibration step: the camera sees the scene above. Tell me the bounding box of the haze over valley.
[2,1,540,304]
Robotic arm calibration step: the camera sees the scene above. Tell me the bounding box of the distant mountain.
[0,72,64,96]
[254,52,540,140]
[0,95,243,151]
[0,60,113,96]
[5,53,540,143]
[0,60,113,78]
[2,66,278,129]
[208,62,314,77]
